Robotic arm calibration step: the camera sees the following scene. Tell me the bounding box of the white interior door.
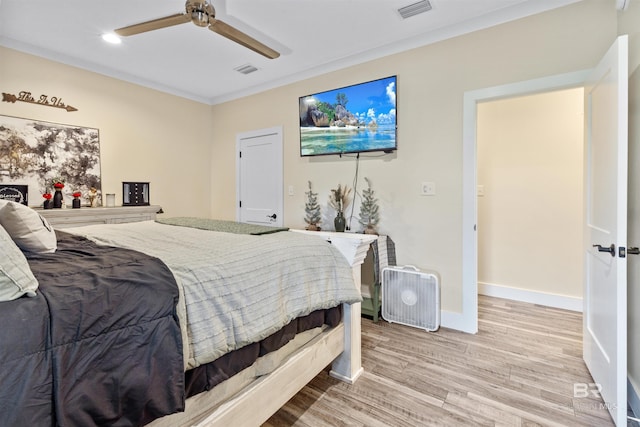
[583,35,628,426]
[236,126,283,227]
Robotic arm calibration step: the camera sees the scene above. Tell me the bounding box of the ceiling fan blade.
[209,19,280,59]
[115,13,191,37]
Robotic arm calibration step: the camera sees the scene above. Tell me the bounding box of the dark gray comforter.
[0,232,184,427]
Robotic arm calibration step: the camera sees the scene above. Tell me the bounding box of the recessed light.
[101,33,122,44]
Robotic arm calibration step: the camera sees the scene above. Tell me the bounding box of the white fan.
[381,265,440,331]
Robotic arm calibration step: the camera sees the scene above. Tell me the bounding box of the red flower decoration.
[43,193,52,200]
[72,192,82,198]
[54,182,64,189]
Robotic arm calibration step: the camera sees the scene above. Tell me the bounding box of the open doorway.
[463,38,629,425]
[476,88,584,312]
[460,70,590,334]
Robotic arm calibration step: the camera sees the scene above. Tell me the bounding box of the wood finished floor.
[263,296,617,427]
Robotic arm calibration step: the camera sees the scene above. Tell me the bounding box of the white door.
[236,126,283,227]
[583,35,628,426]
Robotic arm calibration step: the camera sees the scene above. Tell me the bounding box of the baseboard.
[478,282,582,312]
[630,377,640,421]
[441,310,468,332]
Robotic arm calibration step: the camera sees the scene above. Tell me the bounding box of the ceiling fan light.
[101,33,122,44]
[191,10,209,27]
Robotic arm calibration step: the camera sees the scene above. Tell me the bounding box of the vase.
[53,189,63,209]
[43,199,52,209]
[334,211,346,232]
[72,197,81,209]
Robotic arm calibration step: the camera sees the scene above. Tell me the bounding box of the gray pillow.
[0,223,39,301]
[0,200,57,253]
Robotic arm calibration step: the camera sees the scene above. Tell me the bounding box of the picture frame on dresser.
[0,184,28,205]
[123,182,150,206]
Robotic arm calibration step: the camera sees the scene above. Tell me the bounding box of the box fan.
[381,265,440,332]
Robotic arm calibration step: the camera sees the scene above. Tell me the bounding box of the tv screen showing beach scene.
[299,76,397,156]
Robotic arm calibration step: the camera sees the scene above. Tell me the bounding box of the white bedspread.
[65,221,360,369]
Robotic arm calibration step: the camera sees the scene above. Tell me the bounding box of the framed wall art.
[0,115,101,207]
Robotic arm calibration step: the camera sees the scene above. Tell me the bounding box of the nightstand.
[361,235,396,322]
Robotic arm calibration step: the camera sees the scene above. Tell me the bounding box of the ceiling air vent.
[234,64,258,75]
[398,0,432,19]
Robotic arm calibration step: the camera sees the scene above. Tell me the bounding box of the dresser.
[38,205,162,229]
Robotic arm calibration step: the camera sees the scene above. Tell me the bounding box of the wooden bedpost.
[291,230,376,383]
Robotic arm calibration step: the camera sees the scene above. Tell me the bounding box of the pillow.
[0,224,39,301]
[0,200,57,253]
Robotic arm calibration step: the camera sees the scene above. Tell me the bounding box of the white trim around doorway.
[460,69,591,334]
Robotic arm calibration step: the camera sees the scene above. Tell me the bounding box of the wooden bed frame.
[135,230,370,427]
[47,210,376,427]
[185,230,376,427]
[42,217,376,427]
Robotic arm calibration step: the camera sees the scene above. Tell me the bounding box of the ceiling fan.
[114,0,280,59]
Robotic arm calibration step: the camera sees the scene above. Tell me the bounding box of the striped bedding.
[66,220,361,369]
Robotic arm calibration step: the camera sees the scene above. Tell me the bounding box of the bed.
[0,201,375,426]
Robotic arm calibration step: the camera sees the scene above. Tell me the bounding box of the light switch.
[477,185,485,196]
[421,182,436,196]
[288,185,294,196]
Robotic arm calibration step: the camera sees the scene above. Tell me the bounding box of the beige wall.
[619,0,640,410]
[0,0,634,401]
[0,1,623,317]
[0,47,214,217]
[3,0,637,402]
[211,0,616,313]
[477,89,584,299]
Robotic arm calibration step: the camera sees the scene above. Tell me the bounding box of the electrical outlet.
[421,182,436,196]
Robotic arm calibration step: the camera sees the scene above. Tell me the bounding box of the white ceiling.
[0,0,580,105]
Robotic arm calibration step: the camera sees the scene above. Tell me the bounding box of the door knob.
[267,213,277,220]
[593,244,615,256]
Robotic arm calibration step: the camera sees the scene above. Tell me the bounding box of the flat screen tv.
[299,75,397,157]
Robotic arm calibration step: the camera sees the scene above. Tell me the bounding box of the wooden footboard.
[151,231,374,427]
[292,230,375,384]
[196,322,345,426]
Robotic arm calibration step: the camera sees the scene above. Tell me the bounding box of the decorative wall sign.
[2,91,78,112]
[0,115,101,206]
[0,184,28,205]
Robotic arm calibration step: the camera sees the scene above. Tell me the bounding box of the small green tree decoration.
[304,181,322,231]
[358,177,380,234]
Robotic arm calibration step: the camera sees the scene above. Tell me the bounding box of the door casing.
[460,70,590,333]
